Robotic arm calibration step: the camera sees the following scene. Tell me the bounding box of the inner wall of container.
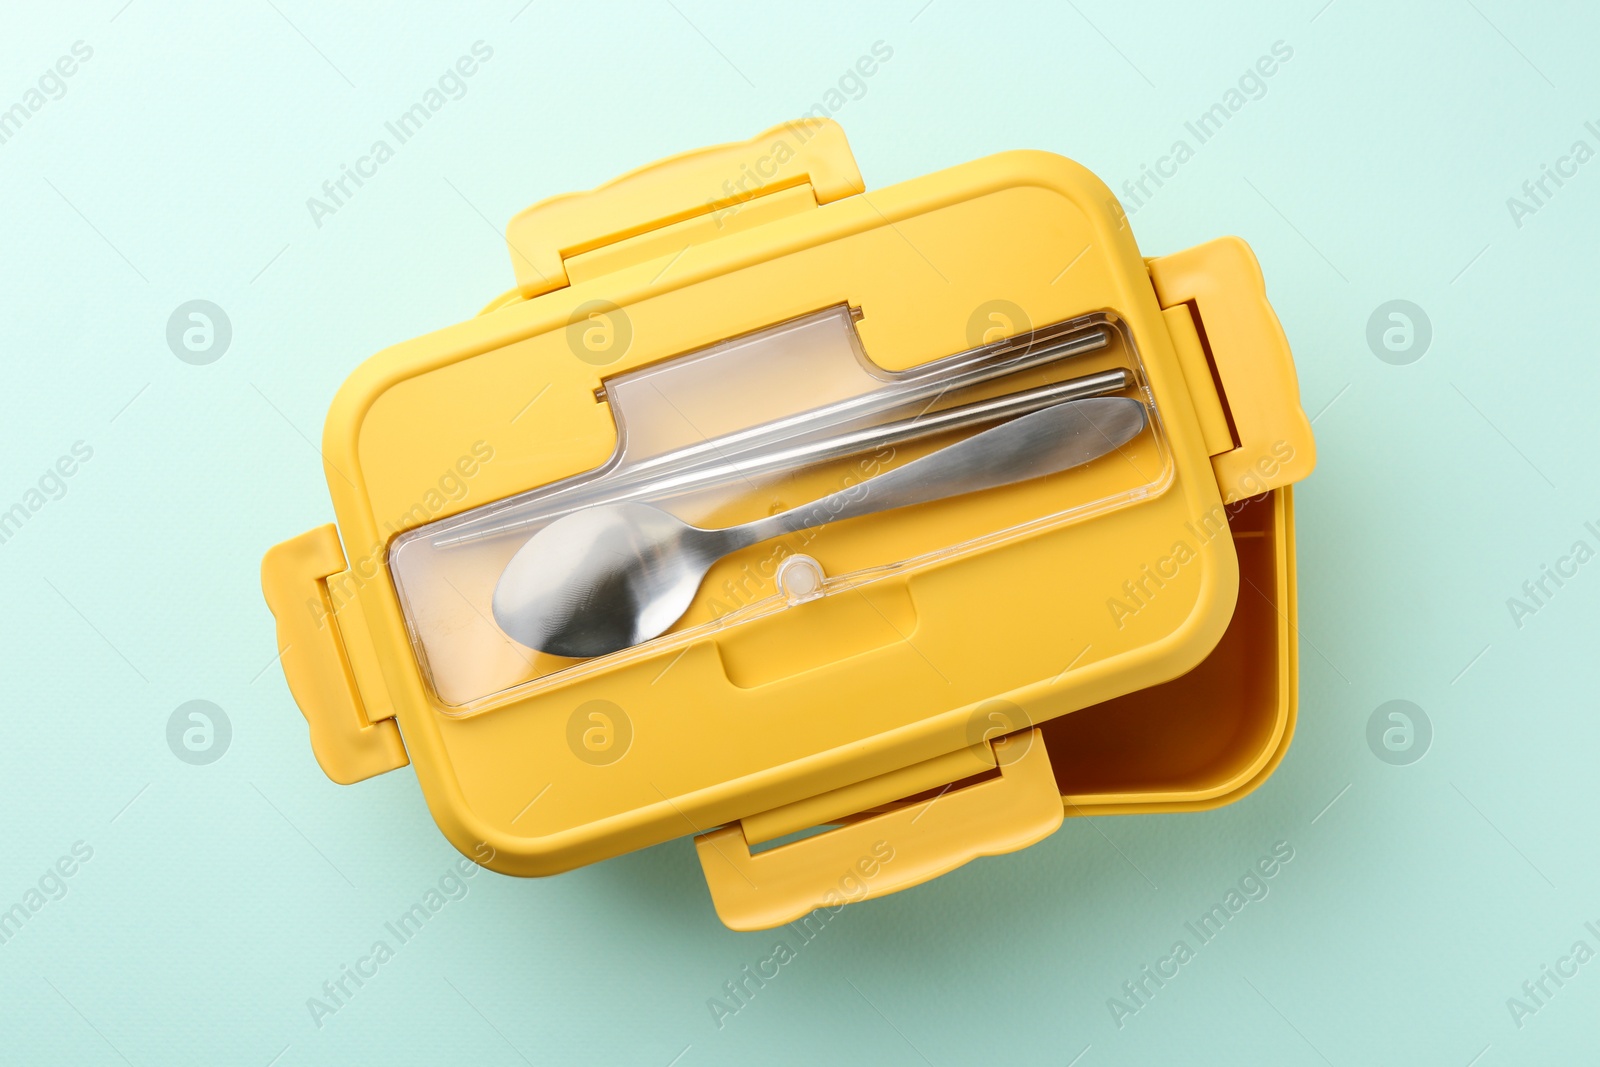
[388,303,1169,712]
[1040,491,1285,799]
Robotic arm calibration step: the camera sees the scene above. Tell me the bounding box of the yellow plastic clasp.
[695,730,1062,932]
[504,117,864,298]
[261,525,408,784]
[1149,237,1316,503]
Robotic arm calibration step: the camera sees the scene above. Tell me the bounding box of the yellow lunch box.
[261,118,1314,931]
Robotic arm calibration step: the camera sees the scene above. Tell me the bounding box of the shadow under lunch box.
[261,119,1315,931]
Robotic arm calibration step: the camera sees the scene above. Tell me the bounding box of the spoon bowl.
[492,500,721,658]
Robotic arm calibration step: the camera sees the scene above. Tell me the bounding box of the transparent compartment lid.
[390,305,1168,712]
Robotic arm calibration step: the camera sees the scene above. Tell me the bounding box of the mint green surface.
[3,2,1596,1063]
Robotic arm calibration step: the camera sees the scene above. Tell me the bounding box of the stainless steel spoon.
[492,396,1148,658]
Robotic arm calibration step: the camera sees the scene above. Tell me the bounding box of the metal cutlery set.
[473,319,1152,659]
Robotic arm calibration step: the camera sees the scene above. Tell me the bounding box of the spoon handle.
[721,396,1148,551]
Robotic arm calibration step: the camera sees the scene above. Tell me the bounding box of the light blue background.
[3,1,1597,1063]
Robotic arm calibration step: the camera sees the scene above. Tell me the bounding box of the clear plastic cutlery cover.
[389,303,1172,713]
